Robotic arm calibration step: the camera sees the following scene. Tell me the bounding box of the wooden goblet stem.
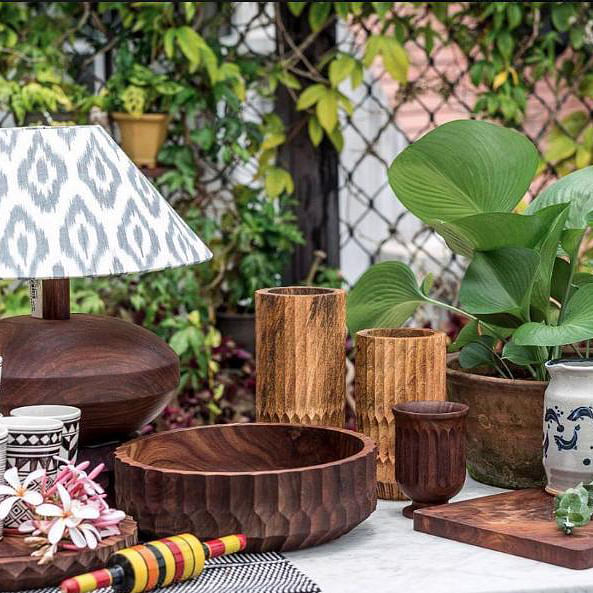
[354,328,447,500]
[255,286,346,427]
[30,279,71,320]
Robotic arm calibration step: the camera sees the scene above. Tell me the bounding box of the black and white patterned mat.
[2,552,321,593]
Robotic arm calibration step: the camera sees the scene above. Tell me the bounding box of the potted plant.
[0,70,95,126]
[103,47,184,167]
[348,118,593,489]
[206,185,304,353]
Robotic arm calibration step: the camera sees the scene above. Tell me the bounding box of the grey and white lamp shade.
[0,125,212,279]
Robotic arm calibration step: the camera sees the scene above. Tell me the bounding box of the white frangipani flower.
[0,467,44,519]
[36,483,100,547]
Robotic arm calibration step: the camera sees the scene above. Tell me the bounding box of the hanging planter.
[112,112,170,168]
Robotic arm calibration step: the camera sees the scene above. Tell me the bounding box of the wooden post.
[275,3,340,284]
[355,328,447,500]
[30,279,71,320]
[255,287,346,427]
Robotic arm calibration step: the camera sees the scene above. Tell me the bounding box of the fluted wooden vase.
[255,287,346,427]
[355,328,447,500]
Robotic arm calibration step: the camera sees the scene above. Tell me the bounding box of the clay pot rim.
[393,400,469,420]
[111,112,170,122]
[115,422,376,477]
[357,328,442,340]
[447,353,548,387]
[256,286,344,298]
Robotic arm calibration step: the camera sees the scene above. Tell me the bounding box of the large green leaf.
[431,204,564,258]
[513,284,593,346]
[526,167,593,229]
[347,261,428,335]
[459,247,540,320]
[501,342,549,366]
[388,120,539,224]
[530,204,570,318]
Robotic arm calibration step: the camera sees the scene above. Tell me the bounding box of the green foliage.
[349,119,593,380]
[205,186,304,313]
[555,482,593,535]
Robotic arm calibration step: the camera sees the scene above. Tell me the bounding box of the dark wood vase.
[447,354,546,489]
[393,400,468,518]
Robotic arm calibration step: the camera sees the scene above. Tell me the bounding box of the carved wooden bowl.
[114,423,377,551]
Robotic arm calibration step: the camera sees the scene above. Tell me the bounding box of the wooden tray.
[0,518,137,590]
[414,488,593,569]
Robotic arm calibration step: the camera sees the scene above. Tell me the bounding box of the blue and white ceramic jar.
[544,359,593,494]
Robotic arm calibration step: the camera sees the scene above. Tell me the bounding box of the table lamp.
[0,125,212,445]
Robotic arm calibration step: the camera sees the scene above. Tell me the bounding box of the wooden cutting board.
[414,488,593,569]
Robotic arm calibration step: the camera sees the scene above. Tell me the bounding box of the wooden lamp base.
[0,314,179,445]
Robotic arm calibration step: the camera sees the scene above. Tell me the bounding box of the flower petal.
[0,485,16,496]
[3,467,20,490]
[68,527,86,548]
[48,518,66,544]
[23,469,45,488]
[35,503,63,517]
[65,516,82,528]
[80,525,98,549]
[23,490,43,506]
[0,496,18,519]
[75,505,100,520]
[56,484,71,512]
[18,520,36,533]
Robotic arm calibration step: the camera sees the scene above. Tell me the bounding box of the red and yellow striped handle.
[60,534,247,593]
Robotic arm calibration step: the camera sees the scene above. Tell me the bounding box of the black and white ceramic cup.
[0,416,63,528]
[11,405,81,464]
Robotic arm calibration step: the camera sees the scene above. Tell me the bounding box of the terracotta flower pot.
[447,354,546,489]
[112,112,170,168]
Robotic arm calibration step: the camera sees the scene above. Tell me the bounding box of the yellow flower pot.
[111,112,170,168]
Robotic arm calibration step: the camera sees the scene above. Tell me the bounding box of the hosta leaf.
[526,167,593,229]
[388,120,539,224]
[459,247,540,320]
[502,343,549,366]
[459,336,497,369]
[514,284,593,346]
[431,208,555,258]
[347,261,428,335]
[530,204,570,318]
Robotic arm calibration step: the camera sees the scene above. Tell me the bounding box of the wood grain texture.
[447,353,546,488]
[0,314,179,445]
[414,488,593,569]
[114,423,377,551]
[41,279,71,320]
[355,329,447,500]
[255,287,346,427]
[0,518,137,590]
[394,401,468,518]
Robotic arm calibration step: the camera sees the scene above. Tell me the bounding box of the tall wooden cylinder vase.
[256,287,346,427]
[355,328,447,500]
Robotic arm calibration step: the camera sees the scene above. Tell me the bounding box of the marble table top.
[286,477,593,593]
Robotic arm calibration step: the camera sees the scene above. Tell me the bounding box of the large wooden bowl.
[115,423,377,551]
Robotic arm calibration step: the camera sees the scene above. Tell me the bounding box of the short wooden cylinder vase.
[256,287,346,427]
[355,328,447,500]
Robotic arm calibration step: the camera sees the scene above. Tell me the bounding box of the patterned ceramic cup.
[0,416,63,528]
[0,425,7,540]
[11,405,81,464]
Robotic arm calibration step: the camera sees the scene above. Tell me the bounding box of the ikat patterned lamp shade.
[0,125,212,279]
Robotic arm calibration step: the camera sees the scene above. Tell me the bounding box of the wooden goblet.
[393,400,468,518]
